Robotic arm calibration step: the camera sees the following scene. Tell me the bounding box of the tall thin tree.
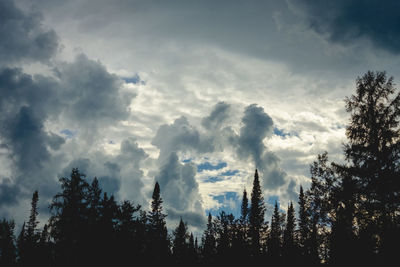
[249,169,265,257]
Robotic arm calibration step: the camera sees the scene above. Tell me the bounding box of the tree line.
[1,71,400,266]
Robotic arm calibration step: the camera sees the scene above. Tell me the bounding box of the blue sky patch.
[207,192,241,218]
[203,176,224,183]
[122,74,140,84]
[273,127,289,137]
[197,161,227,172]
[60,129,77,139]
[221,169,239,176]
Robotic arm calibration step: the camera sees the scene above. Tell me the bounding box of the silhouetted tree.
[99,193,119,265]
[240,189,249,223]
[202,213,216,264]
[16,222,25,264]
[18,191,40,266]
[249,169,265,257]
[49,168,90,267]
[116,200,143,265]
[297,186,310,263]
[268,201,283,263]
[0,219,16,266]
[234,189,250,262]
[283,201,296,265]
[214,211,235,263]
[148,182,170,263]
[187,233,198,264]
[343,71,400,264]
[172,218,189,264]
[38,223,52,267]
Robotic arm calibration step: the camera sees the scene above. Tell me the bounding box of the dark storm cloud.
[0,59,136,208]
[0,68,64,196]
[1,106,61,172]
[293,0,400,53]
[201,101,231,130]
[56,54,135,128]
[0,0,58,63]
[0,179,20,207]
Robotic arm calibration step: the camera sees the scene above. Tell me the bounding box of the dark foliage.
[1,71,400,266]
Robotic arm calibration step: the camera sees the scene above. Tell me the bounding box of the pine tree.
[19,191,40,266]
[249,169,265,256]
[202,213,216,263]
[283,202,296,265]
[26,191,39,241]
[298,185,310,262]
[148,182,170,263]
[343,71,400,263]
[236,189,250,261]
[240,189,249,223]
[268,201,282,262]
[0,219,17,266]
[49,168,90,267]
[99,193,119,265]
[172,218,189,264]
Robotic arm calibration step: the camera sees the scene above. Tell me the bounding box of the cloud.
[232,104,290,191]
[201,101,231,130]
[291,0,400,53]
[55,54,135,133]
[154,152,206,230]
[236,104,274,167]
[1,106,60,172]
[0,0,58,64]
[152,116,214,162]
[0,179,20,207]
[0,37,138,219]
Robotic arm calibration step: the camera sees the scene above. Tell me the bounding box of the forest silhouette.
[1,71,400,266]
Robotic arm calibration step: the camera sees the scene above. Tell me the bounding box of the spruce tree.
[249,169,265,256]
[202,213,216,263]
[298,185,310,262]
[19,191,40,266]
[0,219,17,266]
[236,189,250,260]
[49,168,90,267]
[342,71,400,263]
[26,191,39,241]
[283,202,296,264]
[148,182,169,263]
[268,201,282,262]
[240,189,249,223]
[172,218,189,264]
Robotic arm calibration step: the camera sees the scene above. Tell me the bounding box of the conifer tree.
[240,189,249,223]
[172,218,189,264]
[342,71,400,263]
[249,169,265,256]
[148,182,170,263]
[26,191,39,241]
[202,213,216,263]
[235,189,250,261]
[298,185,309,260]
[19,191,40,266]
[49,168,90,267]
[268,201,282,261]
[0,219,17,266]
[283,202,296,265]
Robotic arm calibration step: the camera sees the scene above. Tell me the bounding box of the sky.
[1,0,400,235]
